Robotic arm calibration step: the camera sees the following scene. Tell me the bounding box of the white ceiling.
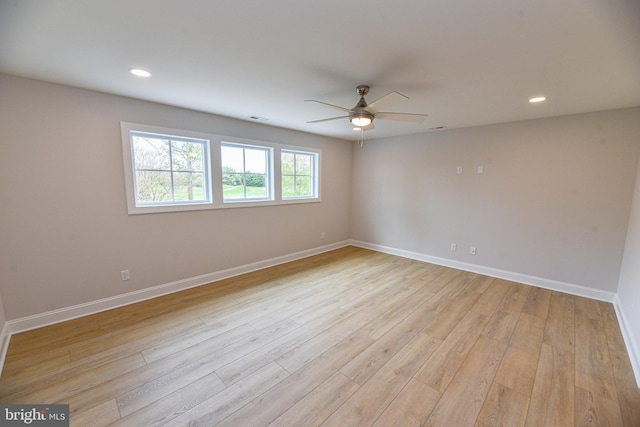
[1,0,639,141]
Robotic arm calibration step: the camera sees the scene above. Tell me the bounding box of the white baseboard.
[5,241,350,337]
[613,295,640,388]
[350,240,616,302]
[0,321,10,377]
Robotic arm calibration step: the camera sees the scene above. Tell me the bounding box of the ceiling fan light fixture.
[350,111,374,127]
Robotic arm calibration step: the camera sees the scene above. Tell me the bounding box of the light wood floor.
[1,247,638,426]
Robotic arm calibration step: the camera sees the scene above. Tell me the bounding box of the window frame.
[122,123,214,214]
[121,122,321,214]
[281,149,319,200]
[221,141,274,203]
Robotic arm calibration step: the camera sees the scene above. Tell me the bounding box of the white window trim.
[121,122,321,214]
[281,148,320,201]
[221,141,274,203]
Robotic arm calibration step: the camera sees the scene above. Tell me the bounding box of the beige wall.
[0,74,352,320]
[350,108,640,291]
[617,157,640,381]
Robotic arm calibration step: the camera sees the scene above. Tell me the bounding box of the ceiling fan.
[305,85,428,130]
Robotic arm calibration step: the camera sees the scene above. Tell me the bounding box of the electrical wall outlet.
[120,270,130,281]
[469,247,477,255]
[450,243,457,251]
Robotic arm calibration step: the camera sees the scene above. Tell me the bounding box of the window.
[122,122,320,214]
[281,150,317,199]
[221,143,272,202]
[130,131,211,207]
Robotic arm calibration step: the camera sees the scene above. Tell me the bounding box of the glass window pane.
[282,175,295,197]
[135,171,172,202]
[222,144,271,202]
[133,136,170,170]
[221,145,245,173]
[245,148,267,174]
[245,173,265,188]
[295,154,311,175]
[282,150,316,199]
[173,172,205,201]
[296,176,311,196]
[172,140,204,171]
[245,173,266,198]
[281,152,294,175]
[223,174,245,199]
[127,128,213,210]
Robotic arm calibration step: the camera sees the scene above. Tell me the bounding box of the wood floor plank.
[358,281,435,340]
[522,286,551,319]
[482,310,520,344]
[421,285,483,340]
[321,332,442,427]
[5,315,102,358]
[275,302,393,373]
[496,281,530,314]
[70,399,121,427]
[494,312,546,396]
[470,279,510,316]
[116,352,226,417]
[415,310,489,392]
[1,352,146,404]
[61,322,256,417]
[599,302,627,354]
[216,332,375,427]
[370,378,441,427]
[608,349,640,427]
[575,386,624,427]
[574,296,603,321]
[543,292,575,352]
[140,319,256,363]
[267,372,360,427]
[525,343,575,427]
[574,312,618,402]
[121,363,285,427]
[340,303,437,385]
[0,351,70,388]
[423,335,507,427]
[474,383,529,427]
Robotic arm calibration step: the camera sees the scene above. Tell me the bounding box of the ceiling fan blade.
[304,99,352,113]
[375,112,428,123]
[307,115,350,124]
[365,91,408,114]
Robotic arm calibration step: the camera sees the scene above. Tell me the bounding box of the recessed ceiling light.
[129,68,151,78]
[529,96,547,103]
